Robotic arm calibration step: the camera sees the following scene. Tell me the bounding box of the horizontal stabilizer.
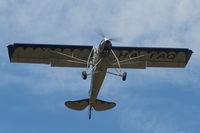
[93,99,116,111]
[65,99,89,111]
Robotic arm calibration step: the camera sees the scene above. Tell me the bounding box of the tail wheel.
[122,72,127,81]
[82,71,87,80]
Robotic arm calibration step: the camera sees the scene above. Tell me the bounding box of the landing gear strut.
[82,71,87,80]
[110,49,128,81]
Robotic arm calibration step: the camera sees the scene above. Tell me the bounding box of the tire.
[82,71,87,80]
[122,72,127,81]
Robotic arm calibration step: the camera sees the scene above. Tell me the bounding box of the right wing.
[8,43,93,68]
[109,46,193,69]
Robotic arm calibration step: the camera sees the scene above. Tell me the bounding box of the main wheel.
[82,71,87,80]
[122,72,127,81]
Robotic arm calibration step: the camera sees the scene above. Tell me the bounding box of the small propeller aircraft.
[7,37,193,119]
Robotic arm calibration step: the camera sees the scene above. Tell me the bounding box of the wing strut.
[86,47,94,69]
[109,50,146,81]
[49,50,88,64]
[110,49,127,80]
[111,49,123,75]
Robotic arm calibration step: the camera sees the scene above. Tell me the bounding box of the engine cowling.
[102,40,112,52]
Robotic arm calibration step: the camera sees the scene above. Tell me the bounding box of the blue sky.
[0,0,200,133]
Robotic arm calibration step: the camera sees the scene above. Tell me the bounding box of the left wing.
[8,43,93,68]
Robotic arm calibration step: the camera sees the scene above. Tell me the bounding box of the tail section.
[65,99,89,111]
[93,99,116,111]
[65,99,116,119]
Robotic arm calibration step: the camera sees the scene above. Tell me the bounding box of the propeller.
[95,28,123,43]
[109,37,122,42]
[96,28,105,38]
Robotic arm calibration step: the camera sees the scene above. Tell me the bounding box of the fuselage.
[89,38,112,104]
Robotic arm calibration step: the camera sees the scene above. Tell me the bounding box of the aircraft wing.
[8,43,93,68]
[109,46,193,69]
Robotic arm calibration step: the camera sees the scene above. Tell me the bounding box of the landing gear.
[110,49,128,81]
[122,72,127,81]
[82,71,87,80]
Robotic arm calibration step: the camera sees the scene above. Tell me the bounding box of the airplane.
[7,37,193,119]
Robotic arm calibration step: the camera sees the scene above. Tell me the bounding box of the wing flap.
[50,59,87,67]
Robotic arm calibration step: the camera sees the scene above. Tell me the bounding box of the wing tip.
[7,44,15,62]
[184,49,193,67]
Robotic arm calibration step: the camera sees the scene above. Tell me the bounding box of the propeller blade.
[95,28,123,43]
[109,37,123,43]
[95,28,105,38]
